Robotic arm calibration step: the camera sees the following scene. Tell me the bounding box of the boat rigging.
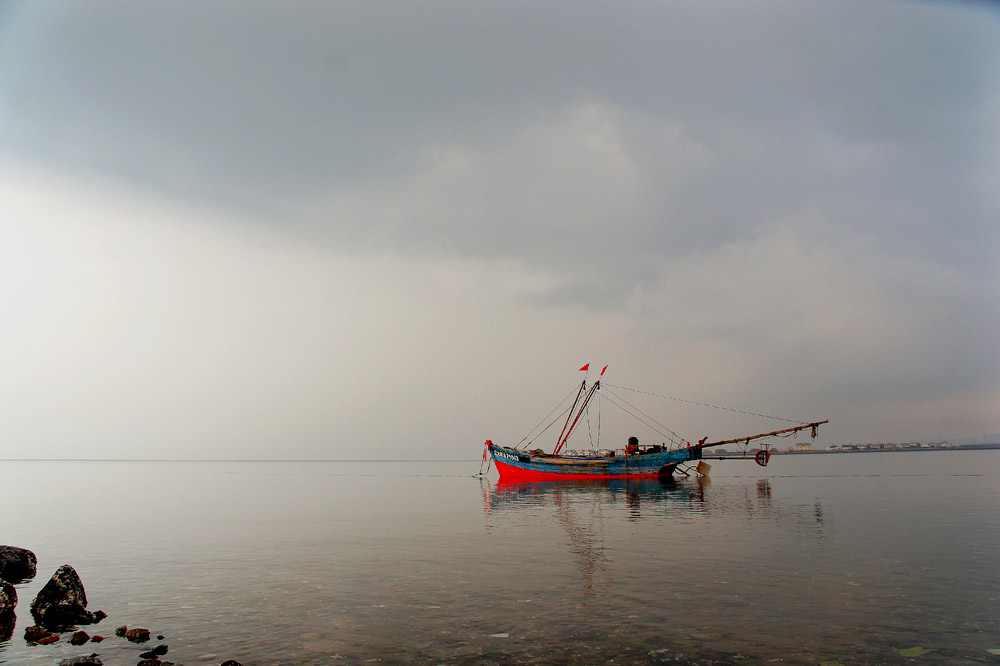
[479,365,827,481]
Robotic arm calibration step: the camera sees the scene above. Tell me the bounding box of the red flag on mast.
[600,365,608,376]
[579,363,590,371]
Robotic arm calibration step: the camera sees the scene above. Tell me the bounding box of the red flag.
[579,363,590,371]
[600,365,608,376]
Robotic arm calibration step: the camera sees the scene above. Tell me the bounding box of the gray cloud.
[0,0,997,456]
[3,2,996,273]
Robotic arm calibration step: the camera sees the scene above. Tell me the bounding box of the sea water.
[1,451,998,665]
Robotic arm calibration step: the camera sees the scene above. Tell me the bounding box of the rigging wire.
[584,402,594,452]
[587,391,602,451]
[516,380,809,454]
[596,391,602,450]
[600,388,687,447]
[582,391,603,452]
[474,448,493,477]
[601,386,681,438]
[514,384,581,449]
[602,383,807,424]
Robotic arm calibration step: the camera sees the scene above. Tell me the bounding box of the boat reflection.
[483,475,823,527]
[487,476,708,520]
[482,476,824,600]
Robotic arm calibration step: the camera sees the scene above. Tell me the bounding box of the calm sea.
[2,451,998,666]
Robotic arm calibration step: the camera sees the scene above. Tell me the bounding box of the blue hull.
[489,443,698,481]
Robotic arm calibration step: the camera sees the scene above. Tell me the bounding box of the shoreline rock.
[24,624,54,642]
[126,627,151,642]
[30,564,99,629]
[0,580,16,614]
[140,643,169,658]
[0,546,37,584]
[0,610,14,642]
[8,549,243,666]
[58,655,103,666]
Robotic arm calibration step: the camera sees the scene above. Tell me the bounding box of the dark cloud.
[0,0,997,454]
[2,1,996,275]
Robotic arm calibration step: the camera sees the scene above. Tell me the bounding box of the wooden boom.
[699,420,829,449]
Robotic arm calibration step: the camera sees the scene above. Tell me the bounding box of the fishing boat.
[481,365,827,482]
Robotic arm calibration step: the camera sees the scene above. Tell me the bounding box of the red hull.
[492,457,668,482]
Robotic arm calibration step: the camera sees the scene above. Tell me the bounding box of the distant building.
[827,444,839,450]
[794,442,812,452]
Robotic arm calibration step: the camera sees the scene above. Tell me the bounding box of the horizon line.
[0,457,479,463]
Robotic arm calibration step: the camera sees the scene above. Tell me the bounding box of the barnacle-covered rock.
[0,546,37,583]
[30,565,97,629]
[0,580,15,613]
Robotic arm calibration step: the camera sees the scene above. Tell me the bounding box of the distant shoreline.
[766,443,1000,455]
[0,458,475,463]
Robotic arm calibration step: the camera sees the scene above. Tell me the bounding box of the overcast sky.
[1,1,998,460]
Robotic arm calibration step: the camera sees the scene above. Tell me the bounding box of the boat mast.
[553,379,588,454]
[553,380,601,456]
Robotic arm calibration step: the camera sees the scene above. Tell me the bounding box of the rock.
[30,564,96,629]
[58,655,103,666]
[137,661,162,666]
[220,661,245,666]
[24,624,53,641]
[126,626,151,642]
[0,546,37,583]
[115,625,128,636]
[141,644,169,658]
[93,609,107,622]
[91,634,105,642]
[0,611,14,642]
[70,630,91,645]
[37,634,61,645]
[0,580,15,613]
